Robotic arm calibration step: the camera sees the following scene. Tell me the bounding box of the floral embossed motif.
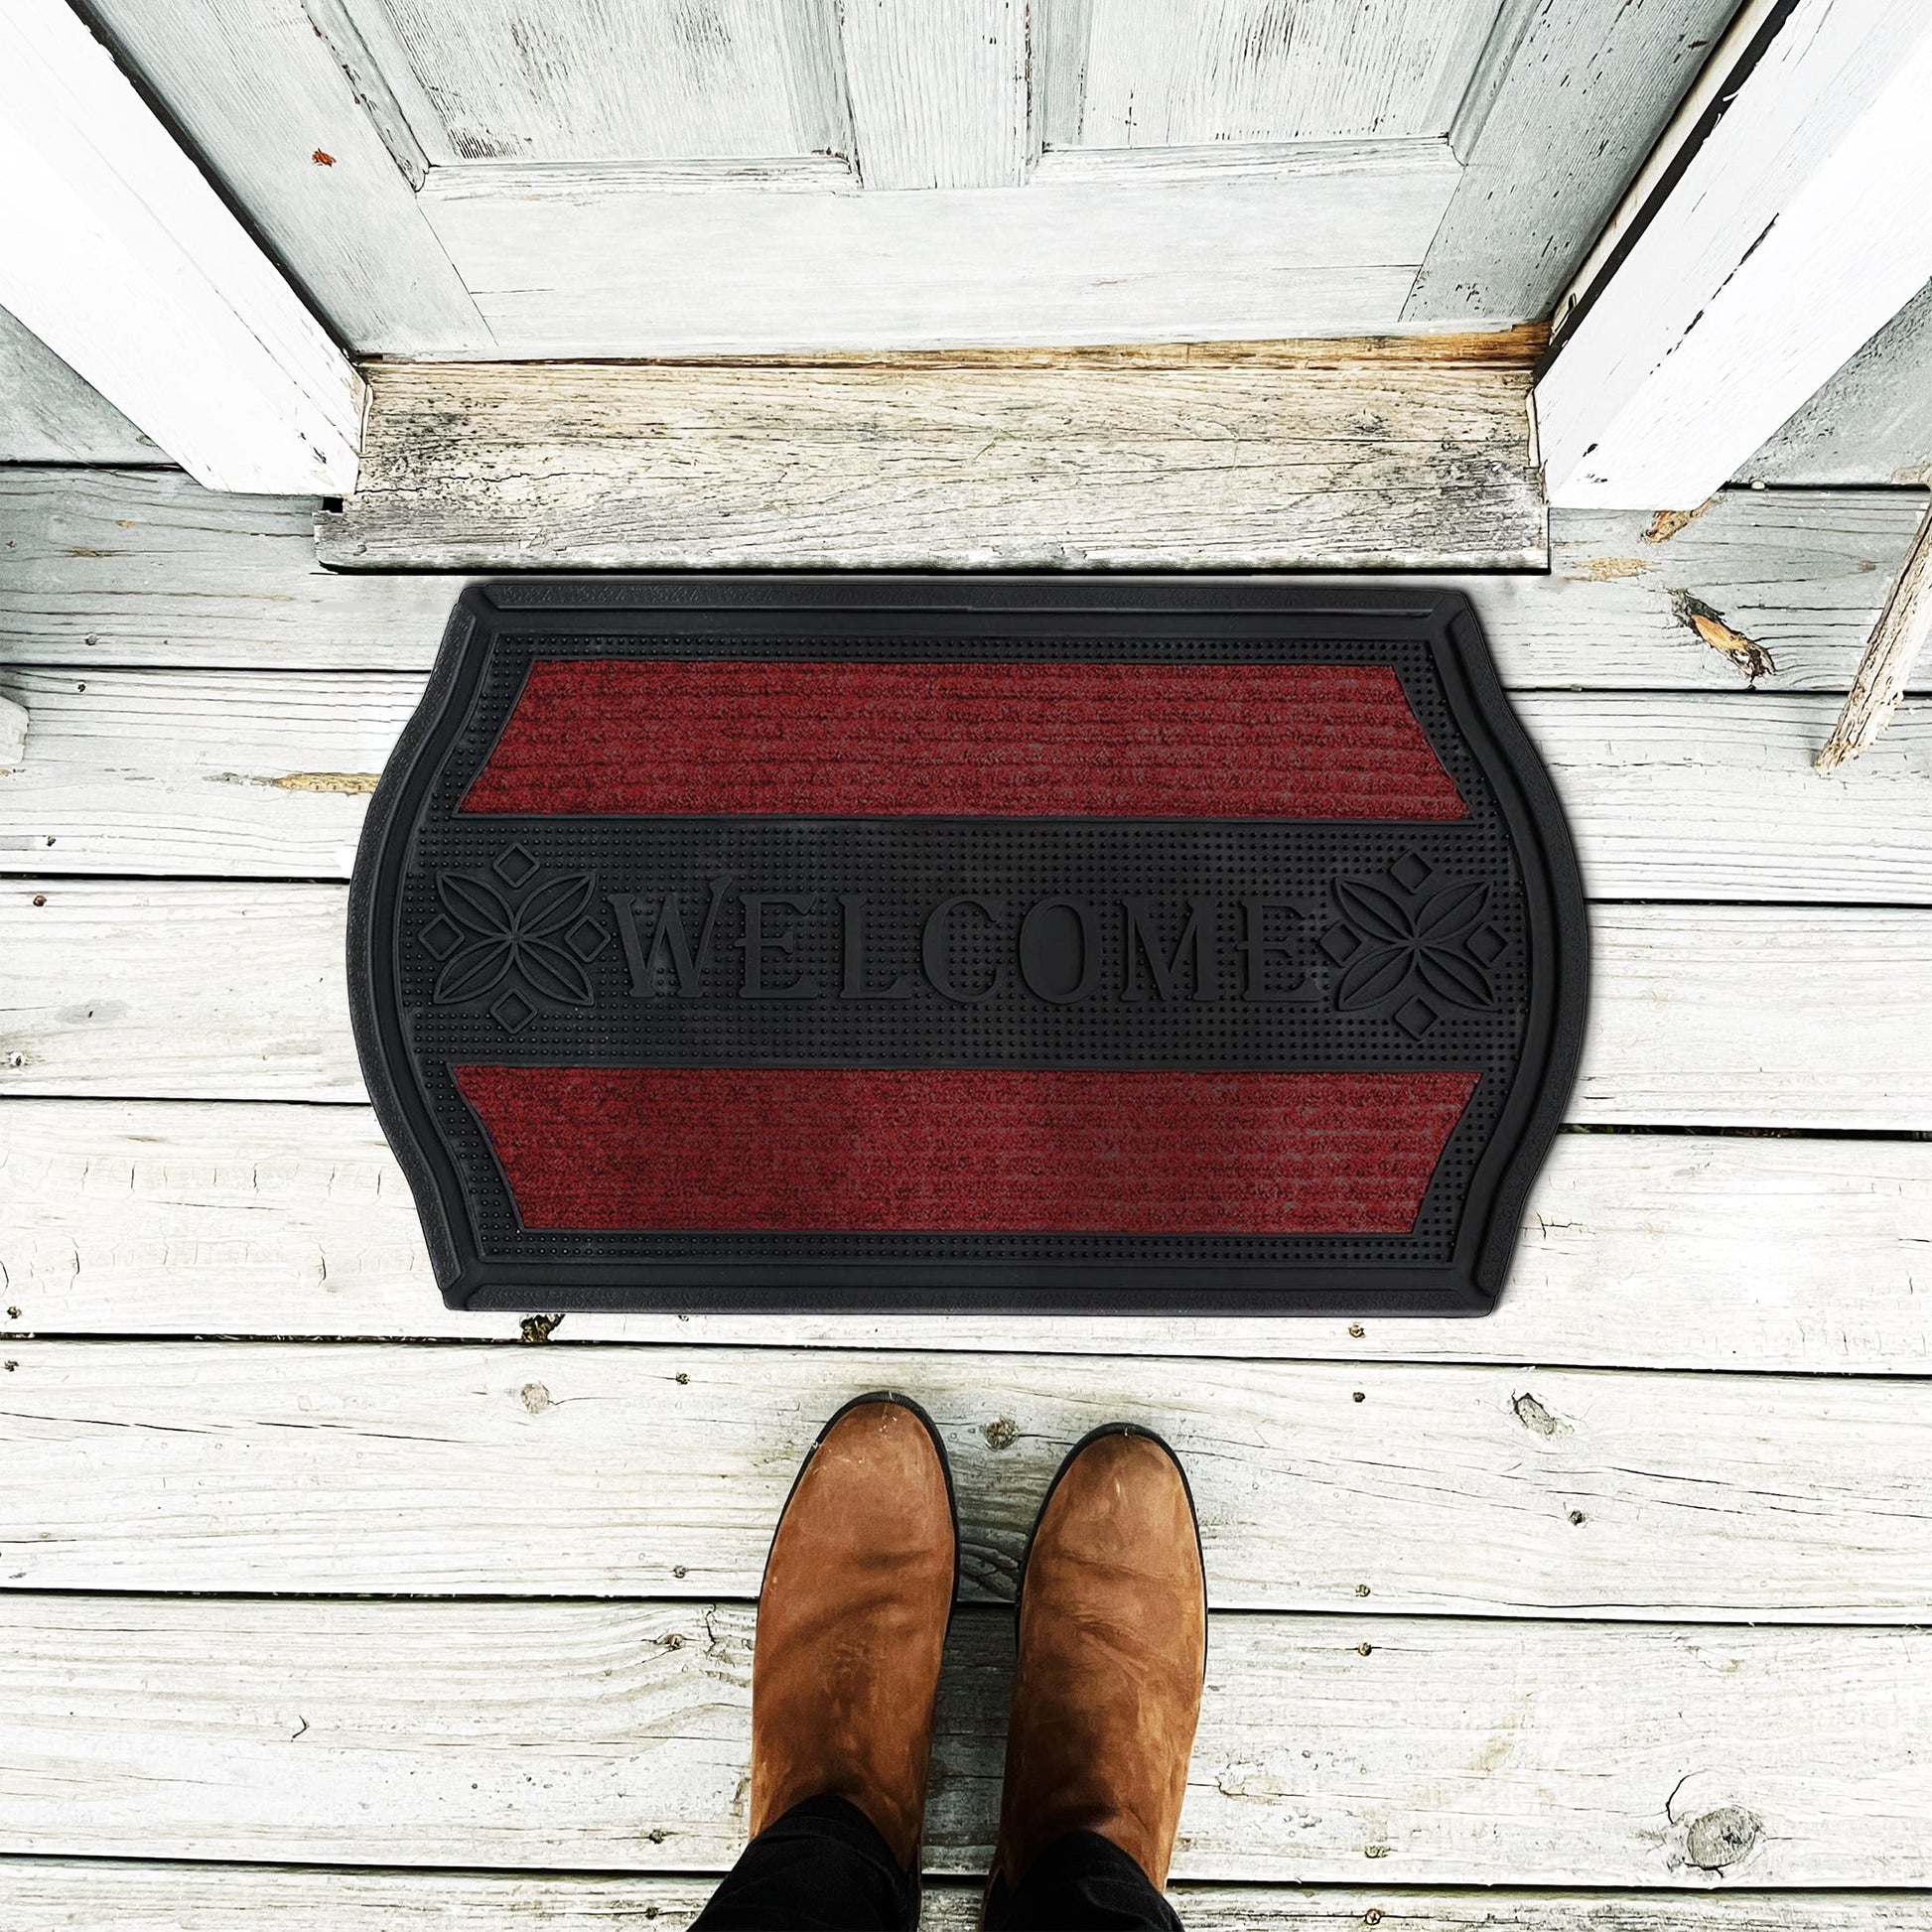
[1320,853,1507,1038]
[418,846,610,1033]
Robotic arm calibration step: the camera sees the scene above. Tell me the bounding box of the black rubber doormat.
[349,579,1587,1315]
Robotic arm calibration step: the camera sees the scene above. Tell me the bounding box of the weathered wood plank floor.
[2,467,1930,1925]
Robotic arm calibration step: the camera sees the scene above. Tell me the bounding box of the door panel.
[416,142,1455,355]
[83,0,1742,355]
[1052,0,1504,147]
[351,0,848,163]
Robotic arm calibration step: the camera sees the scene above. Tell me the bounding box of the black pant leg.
[983,1829,1184,1932]
[689,1794,920,1931]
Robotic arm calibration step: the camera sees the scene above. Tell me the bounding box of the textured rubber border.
[347,576,1587,1317]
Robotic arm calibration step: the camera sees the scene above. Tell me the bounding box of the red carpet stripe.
[461,659,1467,819]
[455,1065,1479,1235]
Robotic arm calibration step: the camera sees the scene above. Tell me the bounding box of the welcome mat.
[348,579,1587,1315]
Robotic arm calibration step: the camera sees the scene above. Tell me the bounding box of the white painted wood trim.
[1407,0,1743,326]
[79,0,489,353]
[1549,0,1790,343]
[1031,136,1451,186]
[411,144,1460,354]
[1535,0,1932,509]
[298,0,442,185]
[418,155,859,201]
[0,0,362,492]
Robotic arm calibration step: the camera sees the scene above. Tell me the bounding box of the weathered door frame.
[0,0,361,491]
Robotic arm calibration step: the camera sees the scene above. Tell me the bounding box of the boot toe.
[749,1396,959,1863]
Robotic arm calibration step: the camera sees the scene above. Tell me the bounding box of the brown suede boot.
[988,1425,1206,1907]
[748,1392,958,1877]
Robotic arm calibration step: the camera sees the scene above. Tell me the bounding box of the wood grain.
[841,0,1030,188]
[9,1337,1932,1616]
[8,470,1920,690]
[1408,0,1740,324]
[1740,276,1932,484]
[1552,0,1788,344]
[319,356,1539,569]
[1535,5,1932,506]
[4,1595,1927,1883]
[368,0,847,165]
[1817,496,1932,771]
[0,470,461,673]
[6,1863,1927,1931]
[7,1102,1932,1369]
[412,149,1453,355]
[0,0,363,492]
[7,671,1932,899]
[3,887,1926,1126]
[0,306,156,465]
[81,0,487,353]
[1052,0,1496,146]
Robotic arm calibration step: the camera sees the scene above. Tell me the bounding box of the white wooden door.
[80,0,1744,355]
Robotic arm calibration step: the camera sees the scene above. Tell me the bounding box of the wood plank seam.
[8,673,1932,901]
[3,1861,1931,1928]
[8,1338,1932,1618]
[10,472,1924,693]
[3,1597,1927,1884]
[6,1101,1928,1368]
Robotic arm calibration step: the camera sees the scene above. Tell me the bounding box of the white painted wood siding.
[6,471,1922,692]
[9,1338,1932,1618]
[1740,276,1932,484]
[2,885,1924,1125]
[4,1597,1926,1883]
[8,671,1932,901]
[9,1863,1930,1932]
[7,1104,1931,1371]
[0,307,156,465]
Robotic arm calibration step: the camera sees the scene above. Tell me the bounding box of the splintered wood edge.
[1818,494,1932,771]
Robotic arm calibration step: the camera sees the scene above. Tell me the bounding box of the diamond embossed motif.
[349,580,1587,1315]
[1331,872,1502,1019]
[429,857,604,1021]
